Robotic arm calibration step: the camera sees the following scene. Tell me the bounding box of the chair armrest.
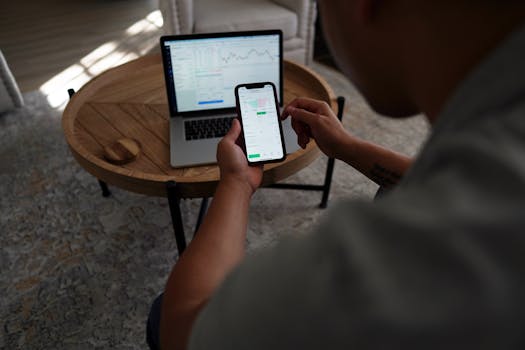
[272,0,308,11]
[158,0,194,34]
[273,0,316,64]
[272,0,316,39]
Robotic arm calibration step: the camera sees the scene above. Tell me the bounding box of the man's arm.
[338,136,412,189]
[283,97,412,189]
[160,119,262,350]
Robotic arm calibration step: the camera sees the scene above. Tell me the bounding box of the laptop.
[160,30,300,168]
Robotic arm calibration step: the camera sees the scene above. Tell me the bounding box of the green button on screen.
[248,154,261,159]
[256,111,266,116]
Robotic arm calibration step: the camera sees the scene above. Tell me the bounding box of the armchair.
[158,0,317,64]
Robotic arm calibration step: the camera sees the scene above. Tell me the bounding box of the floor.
[0,0,161,93]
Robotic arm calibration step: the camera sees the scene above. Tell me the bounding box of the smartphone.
[235,82,287,165]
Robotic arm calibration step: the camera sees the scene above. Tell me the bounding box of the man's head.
[317,0,525,121]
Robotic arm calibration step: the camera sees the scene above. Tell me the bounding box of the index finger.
[281,97,331,120]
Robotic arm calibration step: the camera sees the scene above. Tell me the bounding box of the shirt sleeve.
[188,187,525,349]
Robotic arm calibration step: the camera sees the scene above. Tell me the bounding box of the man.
[149,0,525,349]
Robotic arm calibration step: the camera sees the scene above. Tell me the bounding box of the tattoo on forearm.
[369,164,402,188]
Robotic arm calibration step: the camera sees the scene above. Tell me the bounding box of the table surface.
[62,54,336,198]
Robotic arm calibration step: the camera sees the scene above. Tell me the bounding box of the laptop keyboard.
[184,117,235,140]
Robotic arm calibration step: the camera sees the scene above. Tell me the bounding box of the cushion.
[194,0,298,40]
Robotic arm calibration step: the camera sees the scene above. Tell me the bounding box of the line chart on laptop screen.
[167,35,280,112]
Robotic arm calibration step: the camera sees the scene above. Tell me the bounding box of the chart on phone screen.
[168,35,280,112]
[239,86,283,162]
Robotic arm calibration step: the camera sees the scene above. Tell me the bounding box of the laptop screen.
[161,31,282,115]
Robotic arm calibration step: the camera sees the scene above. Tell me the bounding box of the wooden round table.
[62,54,337,253]
[63,54,336,197]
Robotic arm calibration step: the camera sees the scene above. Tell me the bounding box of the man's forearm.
[341,137,412,189]
[160,178,253,350]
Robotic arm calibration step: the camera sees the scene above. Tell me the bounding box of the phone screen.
[237,83,285,163]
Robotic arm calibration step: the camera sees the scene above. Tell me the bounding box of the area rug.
[0,62,429,349]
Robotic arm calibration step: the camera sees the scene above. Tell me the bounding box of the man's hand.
[281,97,352,159]
[217,118,263,194]
[282,97,413,189]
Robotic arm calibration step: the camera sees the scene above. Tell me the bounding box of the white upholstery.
[194,0,298,40]
[0,50,23,114]
[159,0,194,35]
[158,0,316,64]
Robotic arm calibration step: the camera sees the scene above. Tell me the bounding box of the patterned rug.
[0,62,429,349]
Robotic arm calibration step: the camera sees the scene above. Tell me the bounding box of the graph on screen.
[167,35,280,112]
[246,97,271,109]
[219,49,276,65]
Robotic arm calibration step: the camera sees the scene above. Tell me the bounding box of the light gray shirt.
[189,24,525,349]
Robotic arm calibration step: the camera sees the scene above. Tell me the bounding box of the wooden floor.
[0,0,161,92]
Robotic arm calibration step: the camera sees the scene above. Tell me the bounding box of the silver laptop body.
[160,30,299,168]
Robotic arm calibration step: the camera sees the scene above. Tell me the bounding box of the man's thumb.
[225,118,241,141]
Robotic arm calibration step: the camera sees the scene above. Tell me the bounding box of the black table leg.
[319,96,345,208]
[194,197,209,234]
[98,180,112,197]
[319,157,336,209]
[166,181,186,255]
